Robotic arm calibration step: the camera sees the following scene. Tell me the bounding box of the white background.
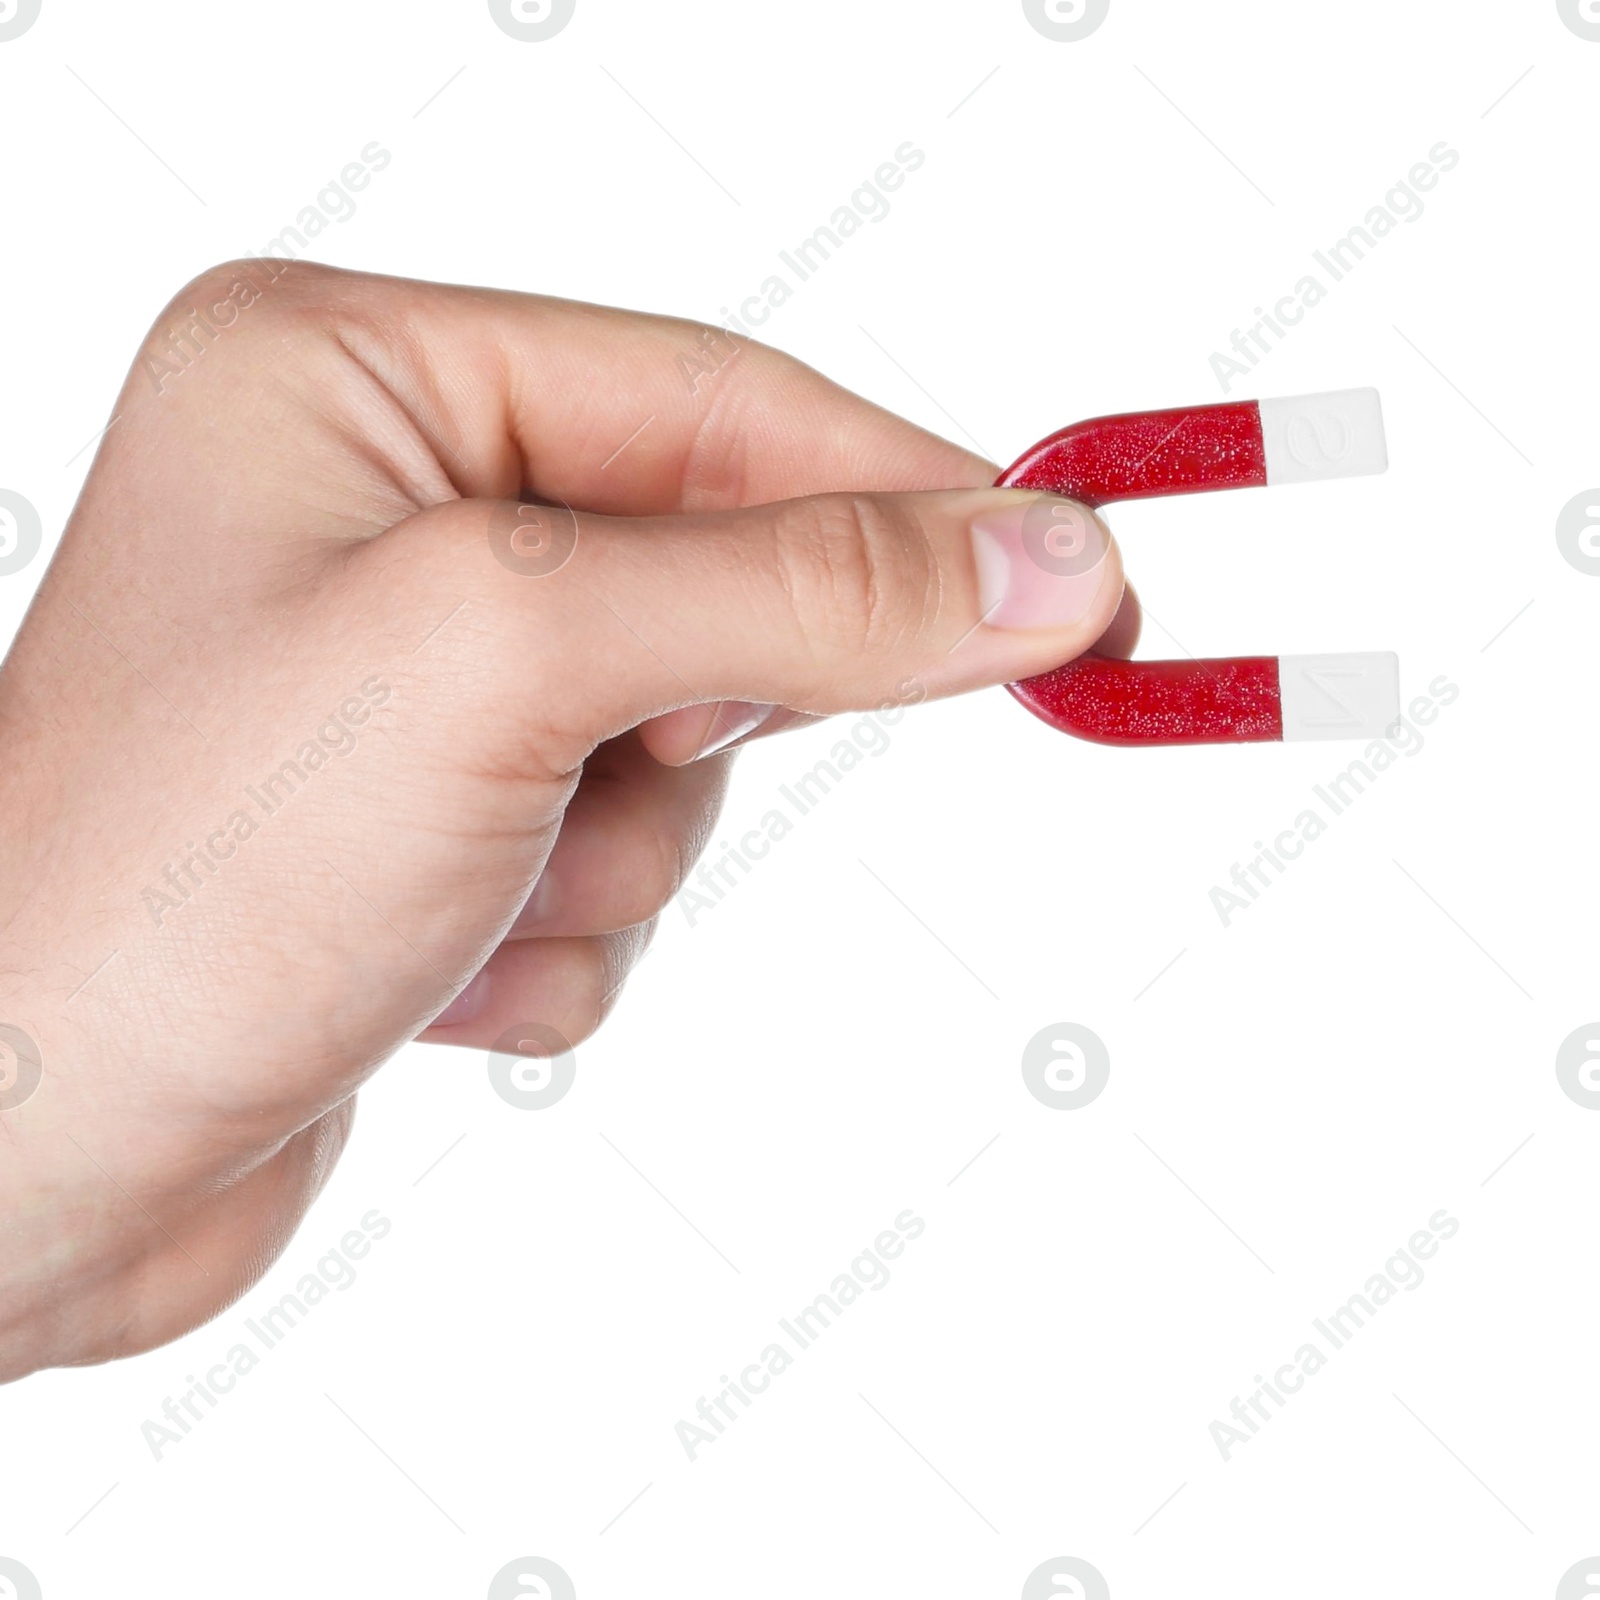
[1,1,1596,1596]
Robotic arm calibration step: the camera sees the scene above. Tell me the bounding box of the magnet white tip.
[1259,389,1387,485]
[1278,652,1400,742]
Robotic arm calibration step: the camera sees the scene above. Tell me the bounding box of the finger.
[385,284,998,511]
[507,734,727,937]
[417,922,655,1051]
[1093,581,1143,660]
[143,263,995,523]
[641,582,1145,764]
[382,488,1124,749]
[634,700,792,765]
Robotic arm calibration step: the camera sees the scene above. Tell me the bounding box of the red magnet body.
[996,389,1398,748]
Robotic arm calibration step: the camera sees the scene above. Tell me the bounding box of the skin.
[0,262,1136,1383]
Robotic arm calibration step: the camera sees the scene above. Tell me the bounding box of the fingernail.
[970,495,1112,629]
[434,970,490,1027]
[693,700,778,760]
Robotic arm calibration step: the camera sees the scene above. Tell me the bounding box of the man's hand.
[0,263,1128,1381]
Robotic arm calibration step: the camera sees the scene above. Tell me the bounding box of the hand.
[0,262,1130,1380]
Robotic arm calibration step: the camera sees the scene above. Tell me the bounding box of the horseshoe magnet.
[998,389,1398,747]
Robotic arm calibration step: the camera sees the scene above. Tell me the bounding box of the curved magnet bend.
[997,389,1398,748]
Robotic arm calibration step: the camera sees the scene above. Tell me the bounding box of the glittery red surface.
[997,401,1282,746]
[1008,656,1284,747]
[996,401,1268,506]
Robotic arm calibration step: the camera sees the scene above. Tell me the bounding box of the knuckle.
[585,828,690,934]
[337,502,598,781]
[679,339,777,509]
[678,337,818,510]
[563,925,652,1042]
[135,258,333,404]
[574,936,618,1035]
[140,258,384,379]
[527,938,613,1053]
[635,826,692,924]
[773,493,940,655]
[151,259,285,342]
[595,921,655,1025]
[165,256,344,316]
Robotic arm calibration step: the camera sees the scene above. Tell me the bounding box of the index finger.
[294,266,995,516]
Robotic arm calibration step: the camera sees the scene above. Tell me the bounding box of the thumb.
[473,486,1123,755]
